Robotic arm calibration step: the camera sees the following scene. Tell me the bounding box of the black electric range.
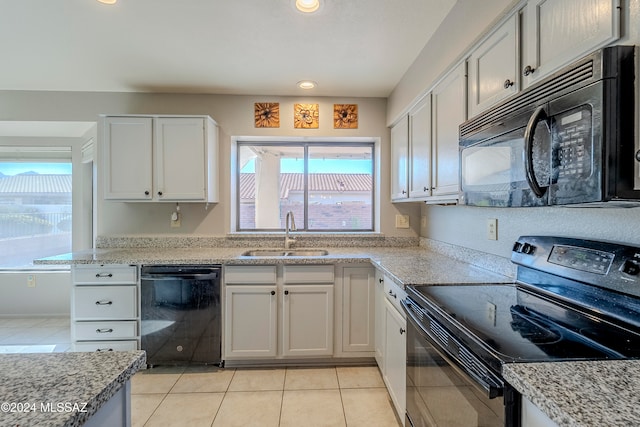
[403,236,640,427]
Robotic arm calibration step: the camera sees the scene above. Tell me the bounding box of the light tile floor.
[132,365,402,427]
[0,317,402,426]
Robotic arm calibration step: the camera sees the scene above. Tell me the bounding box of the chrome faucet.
[284,211,297,249]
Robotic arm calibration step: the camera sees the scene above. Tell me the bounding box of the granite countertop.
[504,360,640,427]
[35,245,514,287]
[0,350,145,427]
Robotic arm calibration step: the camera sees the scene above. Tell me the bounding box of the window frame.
[232,137,379,233]
[0,136,94,271]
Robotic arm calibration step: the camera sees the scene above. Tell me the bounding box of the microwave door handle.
[524,105,549,198]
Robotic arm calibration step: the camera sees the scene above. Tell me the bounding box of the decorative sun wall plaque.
[333,104,358,129]
[294,103,319,129]
[254,102,280,128]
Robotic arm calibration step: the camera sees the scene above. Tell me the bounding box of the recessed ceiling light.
[295,0,320,13]
[97,0,117,4]
[297,80,317,89]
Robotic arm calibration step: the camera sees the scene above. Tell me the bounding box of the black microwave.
[459,45,639,207]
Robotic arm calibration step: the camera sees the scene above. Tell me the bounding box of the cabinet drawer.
[225,265,276,284]
[72,340,138,352]
[283,265,334,283]
[74,286,137,319]
[384,278,407,316]
[73,265,137,284]
[75,321,137,340]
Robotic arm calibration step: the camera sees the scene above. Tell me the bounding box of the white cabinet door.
[154,118,206,201]
[103,117,153,200]
[342,267,375,353]
[374,271,386,369]
[390,115,409,201]
[384,298,406,424]
[467,13,518,117]
[225,285,277,358]
[408,95,432,199]
[522,0,620,88]
[282,285,334,357]
[431,61,466,197]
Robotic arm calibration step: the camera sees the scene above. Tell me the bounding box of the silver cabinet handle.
[96,328,114,333]
[388,290,397,299]
[95,300,113,306]
[96,348,114,352]
[504,79,514,88]
[523,65,535,76]
[95,273,113,278]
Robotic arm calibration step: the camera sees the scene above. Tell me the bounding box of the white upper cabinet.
[431,61,466,198]
[103,115,219,203]
[522,0,620,88]
[408,95,432,199]
[103,117,153,200]
[467,14,518,118]
[390,115,409,201]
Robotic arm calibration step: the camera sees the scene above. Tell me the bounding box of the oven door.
[402,299,520,427]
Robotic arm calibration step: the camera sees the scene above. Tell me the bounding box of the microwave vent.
[460,57,596,138]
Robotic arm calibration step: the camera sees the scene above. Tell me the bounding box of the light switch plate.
[395,214,410,229]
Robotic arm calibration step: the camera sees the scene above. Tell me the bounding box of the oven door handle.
[523,105,549,198]
[402,299,504,400]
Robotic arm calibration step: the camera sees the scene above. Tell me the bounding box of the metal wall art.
[333,104,358,129]
[254,102,280,128]
[293,103,319,129]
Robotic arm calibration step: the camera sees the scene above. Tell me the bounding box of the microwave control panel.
[552,106,592,180]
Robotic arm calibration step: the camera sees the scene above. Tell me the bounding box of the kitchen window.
[0,143,93,269]
[235,140,375,232]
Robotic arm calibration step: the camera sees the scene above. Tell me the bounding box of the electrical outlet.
[27,274,36,288]
[487,218,498,240]
[395,214,410,229]
[170,212,181,228]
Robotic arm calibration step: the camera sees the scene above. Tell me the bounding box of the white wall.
[0,92,421,238]
[391,0,640,259]
[0,272,71,316]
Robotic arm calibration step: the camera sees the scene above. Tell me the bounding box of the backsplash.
[95,234,420,249]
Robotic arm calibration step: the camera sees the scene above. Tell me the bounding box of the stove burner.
[510,306,563,345]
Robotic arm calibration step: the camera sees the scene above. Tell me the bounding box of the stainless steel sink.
[241,249,329,257]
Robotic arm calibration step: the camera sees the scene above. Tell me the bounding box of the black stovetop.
[404,236,640,375]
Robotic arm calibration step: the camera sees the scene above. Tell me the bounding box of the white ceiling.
[0,0,456,98]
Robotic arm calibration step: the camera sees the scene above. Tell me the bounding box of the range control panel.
[511,236,640,298]
[548,245,614,275]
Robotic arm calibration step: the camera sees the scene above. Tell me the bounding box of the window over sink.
[234,139,375,232]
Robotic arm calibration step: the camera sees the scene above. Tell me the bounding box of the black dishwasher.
[141,265,221,367]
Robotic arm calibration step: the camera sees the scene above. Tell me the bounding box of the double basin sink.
[241,249,329,257]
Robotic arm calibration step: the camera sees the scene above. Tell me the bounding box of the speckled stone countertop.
[503,360,640,427]
[0,350,145,427]
[35,244,514,287]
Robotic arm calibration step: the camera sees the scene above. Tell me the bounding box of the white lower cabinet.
[521,396,559,427]
[71,265,140,352]
[225,285,278,358]
[224,264,335,361]
[341,266,375,353]
[282,284,333,356]
[375,271,407,425]
[384,298,407,424]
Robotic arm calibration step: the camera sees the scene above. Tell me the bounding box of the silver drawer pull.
[95,300,113,306]
[95,273,113,278]
[96,348,114,352]
[388,290,397,299]
[96,328,114,334]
